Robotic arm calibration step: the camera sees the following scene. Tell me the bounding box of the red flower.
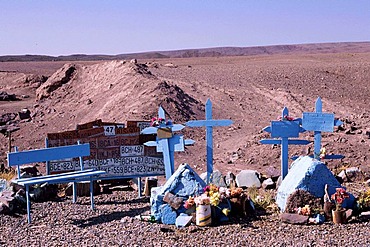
[331,187,350,210]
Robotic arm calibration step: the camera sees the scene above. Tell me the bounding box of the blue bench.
[7,143,105,223]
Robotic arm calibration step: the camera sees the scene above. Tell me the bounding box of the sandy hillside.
[0,52,370,177]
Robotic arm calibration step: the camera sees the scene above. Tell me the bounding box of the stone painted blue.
[150,163,206,221]
[185,99,233,183]
[160,204,177,225]
[276,156,355,212]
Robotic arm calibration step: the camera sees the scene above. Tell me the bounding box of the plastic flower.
[331,188,350,211]
[194,193,210,205]
[184,196,195,209]
[298,205,311,216]
[150,117,166,127]
[209,192,220,206]
[222,208,231,216]
[319,147,327,159]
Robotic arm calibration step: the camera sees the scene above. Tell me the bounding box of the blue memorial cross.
[141,107,195,180]
[185,99,233,184]
[260,107,310,179]
[302,97,344,160]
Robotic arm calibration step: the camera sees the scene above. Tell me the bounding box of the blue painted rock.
[151,164,206,221]
[160,204,177,225]
[276,156,355,212]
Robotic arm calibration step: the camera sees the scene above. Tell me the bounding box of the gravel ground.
[1,190,369,247]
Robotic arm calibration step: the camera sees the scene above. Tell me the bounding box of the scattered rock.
[18,108,31,120]
[224,172,236,188]
[338,167,364,182]
[175,213,193,228]
[365,179,370,186]
[200,170,226,187]
[235,170,261,188]
[0,91,17,101]
[280,213,309,225]
[262,178,275,190]
[359,211,370,221]
[163,63,178,68]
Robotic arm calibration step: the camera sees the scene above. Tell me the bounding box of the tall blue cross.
[185,99,233,183]
[302,97,344,160]
[141,107,195,180]
[260,107,310,179]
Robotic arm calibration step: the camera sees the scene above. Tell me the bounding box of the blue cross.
[260,107,310,179]
[302,97,344,160]
[141,107,195,180]
[186,99,233,183]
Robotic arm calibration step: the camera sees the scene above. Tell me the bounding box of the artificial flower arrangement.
[278,115,296,121]
[296,205,311,216]
[319,147,327,159]
[184,184,231,216]
[357,189,370,211]
[150,117,172,127]
[331,187,350,211]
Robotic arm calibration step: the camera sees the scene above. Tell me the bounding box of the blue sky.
[1,1,369,56]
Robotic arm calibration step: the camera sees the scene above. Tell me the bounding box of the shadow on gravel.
[78,196,150,206]
[70,205,150,227]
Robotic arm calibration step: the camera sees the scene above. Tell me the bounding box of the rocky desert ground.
[1,45,370,246]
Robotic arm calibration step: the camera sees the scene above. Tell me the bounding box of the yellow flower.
[222,208,231,216]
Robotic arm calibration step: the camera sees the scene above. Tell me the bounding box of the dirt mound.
[36,63,78,100]
[34,60,203,128]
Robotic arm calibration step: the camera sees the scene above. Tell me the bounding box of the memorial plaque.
[302,112,335,132]
[271,121,300,138]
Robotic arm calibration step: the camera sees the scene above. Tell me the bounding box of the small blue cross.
[260,107,310,179]
[302,97,344,160]
[186,99,233,183]
[141,106,195,180]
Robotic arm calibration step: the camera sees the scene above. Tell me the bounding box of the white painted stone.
[235,170,261,188]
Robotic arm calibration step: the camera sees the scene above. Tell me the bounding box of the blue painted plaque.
[271,121,300,138]
[302,112,334,132]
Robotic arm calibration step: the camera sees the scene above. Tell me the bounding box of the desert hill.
[0,48,370,177]
[1,42,370,62]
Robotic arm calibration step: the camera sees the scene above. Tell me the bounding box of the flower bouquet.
[331,187,350,224]
[186,183,232,226]
[150,117,172,127]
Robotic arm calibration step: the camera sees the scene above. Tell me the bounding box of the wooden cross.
[302,97,344,160]
[141,107,195,180]
[185,99,233,183]
[260,107,310,179]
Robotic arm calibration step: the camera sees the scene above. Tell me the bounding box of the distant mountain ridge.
[1,41,370,62]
